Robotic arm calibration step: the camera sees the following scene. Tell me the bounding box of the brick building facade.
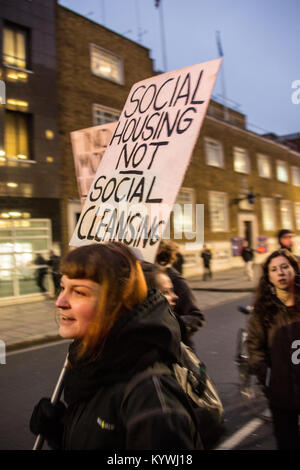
[0,1,299,304]
[56,5,154,252]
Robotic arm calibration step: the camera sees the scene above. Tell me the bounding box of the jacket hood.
[64,290,181,407]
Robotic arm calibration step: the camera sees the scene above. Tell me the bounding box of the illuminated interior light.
[1,213,10,218]
[7,99,28,108]
[45,130,54,140]
[100,65,111,74]
[17,154,27,160]
[46,156,54,162]
[6,182,18,188]
[7,72,19,80]
[0,150,6,157]
[8,211,22,218]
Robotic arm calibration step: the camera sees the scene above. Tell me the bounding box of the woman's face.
[156,273,178,308]
[268,255,296,290]
[56,275,101,340]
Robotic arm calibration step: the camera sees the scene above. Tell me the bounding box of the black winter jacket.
[247,304,300,410]
[57,290,201,450]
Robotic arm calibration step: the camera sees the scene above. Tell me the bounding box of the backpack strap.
[121,362,172,414]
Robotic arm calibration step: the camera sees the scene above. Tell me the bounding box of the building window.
[295,203,300,230]
[276,160,289,183]
[204,138,224,168]
[209,191,229,232]
[173,187,195,234]
[4,111,31,160]
[233,147,250,174]
[257,153,272,178]
[0,218,51,299]
[280,200,293,230]
[90,44,124,84]
[3,24,29,69]
[261,198,276,231]
[291,166,300,186]
[93,104,120,126]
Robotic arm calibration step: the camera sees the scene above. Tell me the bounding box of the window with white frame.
[233,147,250,174]
[291,166,300,186]
[204,138,224,168]
[257,153,272,178]
[90,44,124,84]
[209,191,229,232]
[93,104,120,126]
[276,160,289,183]
[295,203,300,230]
[173,187,195,234]
[261,198,276,231]
[280,200,293,229]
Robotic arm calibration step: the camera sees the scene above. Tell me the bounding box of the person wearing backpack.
[142,262,225,449]
[30,242,202,450]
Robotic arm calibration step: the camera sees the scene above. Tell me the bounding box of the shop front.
[0,218,52,304]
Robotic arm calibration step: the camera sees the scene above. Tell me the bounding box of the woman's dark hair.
[60,242,147,359]
[254,248,300,325]
[155,240,178,266]
[141,262,168,290]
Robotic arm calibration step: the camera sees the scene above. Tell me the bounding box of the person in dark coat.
[30,242,202,450]
[277,229,294,252]
[33,253,48,292]
[47,250,61,296]
[247,249,300,450]
[155,240,205,343]
[201,245,212,281]
[241,240,254,281]
[172,247,184,274]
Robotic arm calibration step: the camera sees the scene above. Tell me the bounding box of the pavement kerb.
[190,287,255,293]
[6,334,63,353]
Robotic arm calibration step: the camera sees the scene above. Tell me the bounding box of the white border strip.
[215,416,265,450]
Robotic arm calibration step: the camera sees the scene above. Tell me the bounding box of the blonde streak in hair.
[123,261,147,310]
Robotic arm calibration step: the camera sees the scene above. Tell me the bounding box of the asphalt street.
[0,294,276,451]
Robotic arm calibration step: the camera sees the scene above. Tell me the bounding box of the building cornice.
[205,115,300,158]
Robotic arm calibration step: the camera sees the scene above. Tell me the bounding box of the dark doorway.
[244,221,252,247]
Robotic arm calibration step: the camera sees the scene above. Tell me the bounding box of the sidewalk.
[1,265,260,352]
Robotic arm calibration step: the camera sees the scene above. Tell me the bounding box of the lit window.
[261,198,276,231]
[204,138,224,168]
[280,200,293,229]
[3,24,28,69]
[291,166,300,186]
[209,191,229,232]
[295,203,300,230]
[276,160,289,183]
[257,153,272,178]
[6,99,28,110]
[90,44,124,84]
[233,147,250,174]
[4,110,31,160]
[93,104,120,126]
[173,188,195,234]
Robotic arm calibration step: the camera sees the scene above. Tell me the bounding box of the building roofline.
[57,4,151,53]
[206,115,300,157]
[277,132,300,140]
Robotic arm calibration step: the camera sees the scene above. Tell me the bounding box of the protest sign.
[70,58,222,262]
[71,122,117,205]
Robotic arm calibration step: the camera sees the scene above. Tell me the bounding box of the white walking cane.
[33,354,69,450]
